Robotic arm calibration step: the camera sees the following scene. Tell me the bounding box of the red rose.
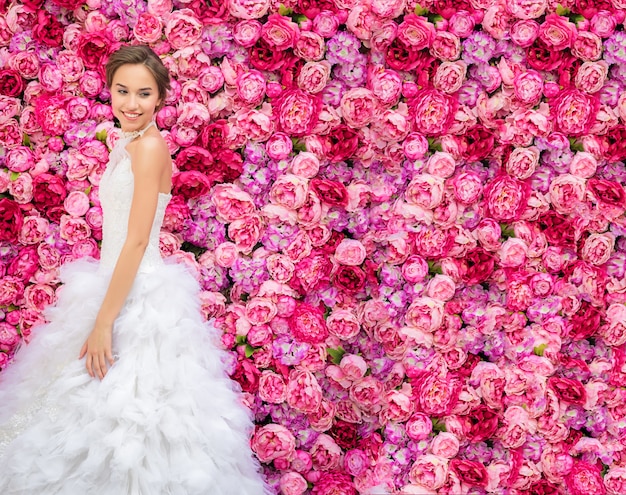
[217,149,244,183]
[289,303,329,344]
[565,461,606,495]
[574,0,613,18]
[279,54,304,89]
[294,252,332,293]
[431,0,474,19]
[172,171,211,199]
[461,126,494,162]
[175,146,214,174]
[184,0,229,20]
[329,420,358,450]
[0,198,24,242]
[539,211,576,247]
[609,347,626,387]
[0,69,25,97]
[7,246,39,282]
[231,359,260,393]
[548,376,587,406]
[467,405,499,442]
[32,10,63,47]
[569,301,602,340]
[528,480,565,495]
[333,265,366,294]
[22,0,45,10]
[310,178,349,207]
[311,472,356,495]
[297,0,339,19]
[463,248,495,285]
[587,178,626,208]
[604,126,626,163]
[527,39,564,72]
[77,32,115,71]
[51,0,85,8]
[32,173,68,215]
[386,39,435,72]
[198,120,228,152]
[250,39,286,71]
[450,459,489,488]
[325,124,359,163]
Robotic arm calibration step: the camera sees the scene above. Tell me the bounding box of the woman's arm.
[79,136,169,380]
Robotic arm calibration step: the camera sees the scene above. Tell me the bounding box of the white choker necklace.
[120,121,155,140]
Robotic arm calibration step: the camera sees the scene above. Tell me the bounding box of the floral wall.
[2,0,626,493]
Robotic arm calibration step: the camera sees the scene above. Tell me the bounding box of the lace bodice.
[98,124,171,273]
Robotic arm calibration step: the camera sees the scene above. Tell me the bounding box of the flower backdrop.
[2,0,626,493]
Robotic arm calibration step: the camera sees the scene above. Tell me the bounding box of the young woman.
[0,45,270,495]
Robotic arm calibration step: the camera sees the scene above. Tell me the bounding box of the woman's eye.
[118,90,127,94]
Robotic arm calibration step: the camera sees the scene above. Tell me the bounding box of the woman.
[0,45,270,495]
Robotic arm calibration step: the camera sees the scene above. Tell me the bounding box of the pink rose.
[433,62,466,95]
[590,11,617,38]
[297,61,331,95]
[450,171,483,205]
[427,152,456,178]
[548,174,586,214]
[506,0,547,19]
[552,89,598,136]
[0,322,20,352]
[410,90,457,136]
[601,303,626,346]
[266,254,294,283]
[8,173,33,204]
[506,146,539,180]
[431,31,461,61]
[228,214,264,254]
[229,0,270,20]
[405,174,444,210]
[539,13,576,50]
[405,297,444,334]
[450,459,488,488]
[575,61,608,94]
[565,461,606,495]
[397,14,435,49]
[261,13,300,50]
[349,376,384,414]
[279,472,308,495]
[233,20,263,48]
[408,455,449,490]
[430,432,460,459]
[63,190,90,217]
[0,276,24,306]
[235,107,275,142]
[286,369,323,413]
[198,67,225,93]
[484,175,530,222]
[498,238,528,268]
[133,12,162,43]
[427,275,456,301]
[572,31,603,61]
[368,66,402,107]
[513,70,543,105]
[290,152,320,179]
[448,11,476,38]
[236,70,266,107]
[581,233,614,266]
[334,239,366,266]
[275,89,320,137]
[294,31,325,62]
[326,309,361,340]
[18,216,49,245]
[259,370,287,404]
[344,449,369,476]
[510,20,540,47]
[164,9,202,49]
[340,88,377,129]
[406,412,433,441]
[252,424,296,463]
[245,297,277,325]
[289,303,328,344]
[59,215,91,245]
[24,283,56,313]
[605,467,626,495]
[415,373,461,415]
[265,133,293,161]
[212,184,256,222]
[402,255,429,283]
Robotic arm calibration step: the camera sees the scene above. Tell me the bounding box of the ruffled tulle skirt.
[0,258,270,495]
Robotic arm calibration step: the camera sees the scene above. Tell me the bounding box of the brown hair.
[105,45,171,108]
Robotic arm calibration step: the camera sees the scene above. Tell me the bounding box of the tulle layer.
[0,258,270,495]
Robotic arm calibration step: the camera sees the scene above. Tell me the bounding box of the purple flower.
[604,31,626,64]
[462,32,496,65]
[326,31,362,65]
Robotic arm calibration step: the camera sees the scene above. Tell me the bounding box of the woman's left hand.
[79,321,114,380]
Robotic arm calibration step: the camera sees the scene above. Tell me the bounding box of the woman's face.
[110,63,161,133]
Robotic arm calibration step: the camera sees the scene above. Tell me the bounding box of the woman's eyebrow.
[115,83,153,91]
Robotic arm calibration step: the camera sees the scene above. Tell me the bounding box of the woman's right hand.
[79,321,114,380]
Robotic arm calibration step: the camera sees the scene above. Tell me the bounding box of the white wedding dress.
[0,125,271,495]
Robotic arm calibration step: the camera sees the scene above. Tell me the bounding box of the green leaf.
[555,4,570,15]
[235,335,247,345]
[22,134,31,147]
[278,4,292,16]
[432,418,447,432]
[534,343,547,356]
[244,344,256,358]
[327,346,346,365]
[500,223,516,239]
[96,129,108,143]
[428,260,442,275]
[9,171,20,181]
[414,3,429,15]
